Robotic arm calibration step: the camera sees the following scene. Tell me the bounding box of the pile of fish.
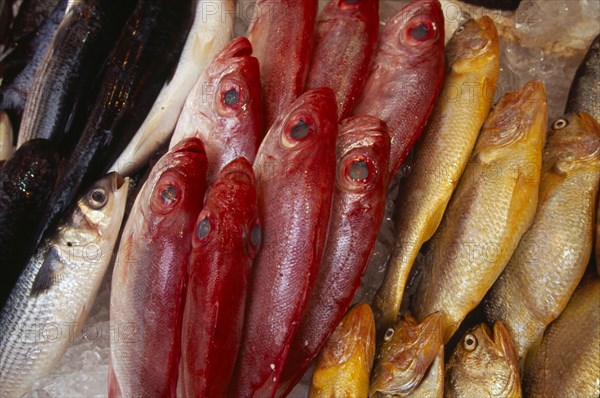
[0,0,598,397]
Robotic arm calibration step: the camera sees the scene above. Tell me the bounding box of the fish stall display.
[0,0,598,397]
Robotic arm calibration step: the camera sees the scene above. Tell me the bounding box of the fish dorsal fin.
[30,247,63,297]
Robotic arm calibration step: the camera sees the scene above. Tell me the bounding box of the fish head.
[203,37,262,137]
[142,138,208,231]
[270,87,338,154]
[336,115,390,193]
[192,157,261,260]
[380,0,444,60]
[475,80,548,153]
[370,313,443,396]
[322,0,379,22]
[316,303,376,372]
[445,322,521,398]
[544,112,600,175]
[74,171,129,239]
[447,16,499,73]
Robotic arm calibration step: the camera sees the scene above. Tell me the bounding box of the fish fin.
[30,247,63,296]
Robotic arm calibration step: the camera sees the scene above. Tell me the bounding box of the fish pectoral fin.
[30,247,64,296]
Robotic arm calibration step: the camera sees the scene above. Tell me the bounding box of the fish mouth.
[106,171,128,192]
[492,322,519,364]
[219,157,255,185]
[475,16,497,38]
[217,36,253,61]
[170,137,207,158]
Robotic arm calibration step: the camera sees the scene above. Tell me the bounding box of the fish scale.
[412,80,548,343]
[0,172,128,398]
[372,16,500,334]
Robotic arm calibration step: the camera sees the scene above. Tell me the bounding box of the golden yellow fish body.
[309,304,376,398]
[373,16,499,332]
[412,80,547,342]
[524,277,600,397]
[369,313,443,397]
[484,112,600,362]
[446,322,521,398]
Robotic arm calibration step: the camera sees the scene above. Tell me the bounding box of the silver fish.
[0,172,128,397]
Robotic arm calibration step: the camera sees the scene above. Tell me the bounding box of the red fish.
[353,0,445,178]
[305,0,379,120]
[170,37,262,184]
[276,115,391,396]
[230,88,338,397]
[108,138,208,397]
[180,158,260,398]
[247,0,318,129]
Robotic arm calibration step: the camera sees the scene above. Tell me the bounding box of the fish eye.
[552,118,568,130]
[404,19,438,46]
[410,22,434,41]
[384,328,395,341]
[196,215,211,240]
[463,333,478,351]
[250,223,262,249]
[291,120,311,140]
[348,160,370,181]
[160,184,178,205]
[224,88,239,106]
[340,0,361,7]
[87,188,108,209]
[244,219,262,259]
[218,78,247,114]
[455,25,465,34]
[282,114,317,148]
[338,153,378,191]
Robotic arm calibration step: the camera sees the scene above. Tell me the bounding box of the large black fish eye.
[384,328,395,341]
[224,88,239,106]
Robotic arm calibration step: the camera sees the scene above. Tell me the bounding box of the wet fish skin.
[309,304,376,398]
[277,115,390,396]
[412,81,547,342]
[109,0,235,177]
[483,111,600,362]
[6,0,62,46]
[369,313,443,397]
[230,88,337,398]
[353,0,445,177]
[0,109,13,160]
[305,0,379,120]
[109,138,208,397]
[565,34,600,121]
[248,0,318,129]
[169,36,263,184]
[0,0,68,115]
[17,0,136,150]
[181,158,259,398]
[0,172,128,398]
[30,0,194,261]
[0,138,58,309]
[446,322,521,398]
[373,16,500,334]
[523,277,600,398]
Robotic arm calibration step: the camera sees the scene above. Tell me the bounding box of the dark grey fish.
[6,0,62,46]
[0,0,15,47]
[0,139,58,309]
[29,0,194,264]
[17,0,136,151]
[0,0,67,116]
[566,34,600,121]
